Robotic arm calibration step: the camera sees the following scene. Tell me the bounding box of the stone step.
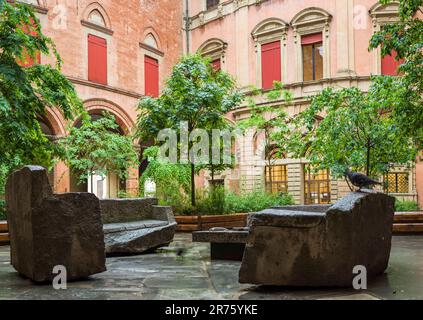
[0,221,8,233]
[393,223,423,234]
[0,233,9,244]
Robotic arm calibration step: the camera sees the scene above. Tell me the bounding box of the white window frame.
[369,1,401,75]
[197,38,228,71]
[291,8,332,82]
[251,18,289,89]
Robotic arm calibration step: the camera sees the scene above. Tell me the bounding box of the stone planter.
[175,213,248,232]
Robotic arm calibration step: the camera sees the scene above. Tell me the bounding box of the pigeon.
[344,169,382,192]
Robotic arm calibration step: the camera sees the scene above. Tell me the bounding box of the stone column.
[287,163,303,205]
[54,161,70,193]
[335,0,356,76]
[234,5,249,87]
[126,167,139,197]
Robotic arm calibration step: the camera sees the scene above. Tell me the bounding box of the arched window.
[251,18,288,89]
[206,0,219,11]
[304,165,331,204]
[82,4,112,85]
[264,146,288,194]
[81,3,113,34]
[370,1,402,75]
[144,33,158,49]
[38,117,54,137]
[198,38,227,71]
[140,30,163,98]
[74,112,125,136]
[88,9,106,27]
[291,8,332,82]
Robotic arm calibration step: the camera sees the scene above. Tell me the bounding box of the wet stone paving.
[1,234,423,300]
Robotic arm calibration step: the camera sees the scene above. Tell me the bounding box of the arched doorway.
[69,112,127,199]
[38,116,56,186]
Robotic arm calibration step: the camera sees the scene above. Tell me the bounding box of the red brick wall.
[34,0,184,195]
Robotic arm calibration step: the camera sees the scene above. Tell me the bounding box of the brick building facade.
[186,0,422,206]
[24,0,183,197]
[22,0,422,207]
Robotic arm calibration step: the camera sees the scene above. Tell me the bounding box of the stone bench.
[101,198,176,255]
[193,227,249,261]
[6,166,106,282]
[239,192,395,287]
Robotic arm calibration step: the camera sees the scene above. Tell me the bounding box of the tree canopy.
[136,54,242,206]
[280,0,422,180]
[369,0,423,147]
[237,82,293,162]
[0,0,82,171]
[288,78,418,179]
[60,112,138,184]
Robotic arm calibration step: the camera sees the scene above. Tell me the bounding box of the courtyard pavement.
[0,234,422,300]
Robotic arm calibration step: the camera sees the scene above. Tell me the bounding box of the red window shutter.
[261,41,281,90]
[17,18,41,68]
[301,33,323,45]
[18,51,40,68]
[88,34,107,85]
[145,55,159,97]
[381,50,403,76]
[211,59,221,71]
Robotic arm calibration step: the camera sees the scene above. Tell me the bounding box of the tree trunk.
[366,142,371,177]
[188,122,196,207]
[191,163,196,207]
[211,166,215,186]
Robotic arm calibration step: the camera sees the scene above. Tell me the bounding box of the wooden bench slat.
[0,233,9,243]
[393,223,423,233]
[175,216,199,223]
[394,214,423,223]
[199,214,247,223]
[0,223,8,233]
[176,224,199,232]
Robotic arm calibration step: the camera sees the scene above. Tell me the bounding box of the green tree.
[136,54,242,206]
[60,113,138,192]
[289,79,418,181]
[194,119,236,186]
[237,82,293,191]
[0,1,81,172]
[369,0,423,147]
[287,0,421,188]
[139,146,191,213]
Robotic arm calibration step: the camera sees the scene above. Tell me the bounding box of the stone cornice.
[13,1,48,14]
[189,0,269,30]
[139,43,165,57]
[81,20,114,36]
[232,75,372,117]
[67,76,143,99]
[31,4,48,14]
